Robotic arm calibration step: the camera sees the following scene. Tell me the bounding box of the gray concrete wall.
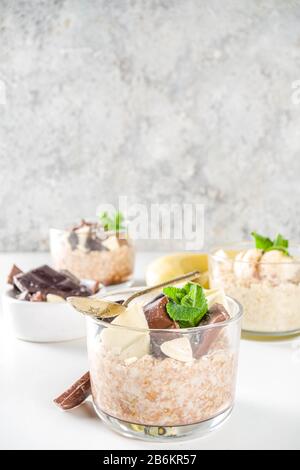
[0,0,300,251]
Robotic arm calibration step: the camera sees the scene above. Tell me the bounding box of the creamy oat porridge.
[50,215,134,285]
[210,232,300,334]
[86,282,241,435]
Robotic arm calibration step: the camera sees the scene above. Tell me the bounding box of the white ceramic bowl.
[2,289,86,342]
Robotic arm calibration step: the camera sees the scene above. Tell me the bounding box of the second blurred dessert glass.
[50,220,135,286]
[209,242,300,336]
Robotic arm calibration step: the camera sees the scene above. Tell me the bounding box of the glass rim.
[86,291,243,334]
[210,241,300,265]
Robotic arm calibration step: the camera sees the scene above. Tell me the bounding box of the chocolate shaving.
[54,372,91,410]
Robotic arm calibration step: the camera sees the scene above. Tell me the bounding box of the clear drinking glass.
[49,227,135,286]
[86,289,242,442]
[209,243,300,336]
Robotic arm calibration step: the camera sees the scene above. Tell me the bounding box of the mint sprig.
[99,211,125,232]
[251,232,289,255]
[163,283,208,328]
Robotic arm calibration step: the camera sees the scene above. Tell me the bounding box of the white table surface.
[0,252,299,450]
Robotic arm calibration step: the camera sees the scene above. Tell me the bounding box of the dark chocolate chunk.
[13,265,92,301]
[71,219,95,232]
[192,303,230,358]
[144,295,177,329]
[200,303,230,326]
[85,236,106,252]
[59,269,81,285]
[7,264,23,285]
[143,295,179,358]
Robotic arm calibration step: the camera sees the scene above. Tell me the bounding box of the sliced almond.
[160,337,193,363]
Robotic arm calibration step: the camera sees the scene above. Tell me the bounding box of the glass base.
[94,405,233,442]
[242,327,300,340]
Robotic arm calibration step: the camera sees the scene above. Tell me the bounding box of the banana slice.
[101,303,150,359]
[160,337,193,363]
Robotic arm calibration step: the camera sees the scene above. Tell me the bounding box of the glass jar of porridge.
[50,223,135,286]
[209,243,300,336]
[86,288,242,442]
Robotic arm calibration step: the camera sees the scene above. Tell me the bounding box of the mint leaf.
[163,282,208,328]
[113,211,124,231]
[99,211,125,232]
[273,234,288,249]
[251,232,273,250]
[163,286,185,304]
[251,231,290,255]
[189,283,207,308]
[166,301,207,328]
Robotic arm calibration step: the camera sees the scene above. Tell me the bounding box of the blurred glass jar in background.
[50,219,135,286]
[209,243,300,336]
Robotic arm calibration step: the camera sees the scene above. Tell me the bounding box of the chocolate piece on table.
[192,303,230,359]
[54,372,91,410]
[13,265,92,300]
[7,264,23,285]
